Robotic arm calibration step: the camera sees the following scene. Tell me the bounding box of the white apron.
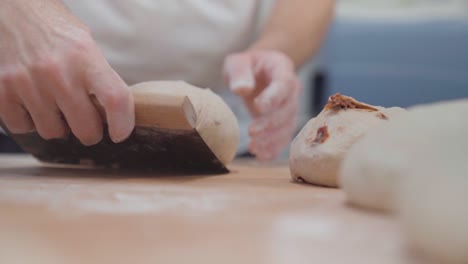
[62,0,276,153]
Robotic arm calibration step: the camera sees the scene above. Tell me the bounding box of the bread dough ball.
[289,94,405,187]
[131,81,239,166]
[339,99,468,212]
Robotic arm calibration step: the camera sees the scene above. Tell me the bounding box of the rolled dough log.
[289,94,405,187]
[339,99,468,212]
[399,157,468,264]
[131,81,239,166]
[339,99,468,263]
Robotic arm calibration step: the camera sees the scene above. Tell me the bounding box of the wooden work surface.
[0,154,409,264]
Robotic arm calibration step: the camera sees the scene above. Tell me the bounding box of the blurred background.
[299,0,468,122]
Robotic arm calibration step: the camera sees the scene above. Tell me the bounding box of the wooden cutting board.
[0,154,410,264]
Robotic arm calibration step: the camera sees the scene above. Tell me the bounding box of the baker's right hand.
[0,0,135,145]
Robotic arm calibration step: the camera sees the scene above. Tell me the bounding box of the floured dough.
[339,99,468,212]
[399,157,468,264]
[338,99,468,263]
[289,94,405,187]
[131,81,239,166]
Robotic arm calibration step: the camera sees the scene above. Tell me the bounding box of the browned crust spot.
[376,112,388,120]
[325,93,378,112]
[307,125,329,145]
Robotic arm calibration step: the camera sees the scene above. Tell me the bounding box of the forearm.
[250,0,334,68]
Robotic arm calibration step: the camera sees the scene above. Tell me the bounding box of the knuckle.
[56,82,75,98]
[102,88,130,110]
[67,33,97,58]
[0,66,28,86]
[30,57,61,76]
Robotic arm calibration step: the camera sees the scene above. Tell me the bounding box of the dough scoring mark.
[307,125,330,145]
[376,112,388,120]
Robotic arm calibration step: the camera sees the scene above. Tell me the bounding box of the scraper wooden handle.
[134,90,198,130]
[92,89,198,130]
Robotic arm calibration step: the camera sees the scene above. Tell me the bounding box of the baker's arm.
[224,0,334,160]
[252,0,334,68]
[0,0,134,145]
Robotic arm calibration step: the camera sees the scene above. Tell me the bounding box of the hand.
[224,49,302,160]
[0,0,134,145]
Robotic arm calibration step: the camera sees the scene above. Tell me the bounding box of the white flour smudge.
[0,182,234,214]
[268,214,338,264]
[273,214,336,238]
[76,191,231,214]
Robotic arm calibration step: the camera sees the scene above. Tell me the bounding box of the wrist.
[248,31,299,68]
[250,30,290,53]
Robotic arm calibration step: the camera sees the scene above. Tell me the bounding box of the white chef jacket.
[62,0,276,153]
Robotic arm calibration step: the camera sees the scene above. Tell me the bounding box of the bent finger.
[224,53,256,97]
[255,76,300,114]
[249,87,300,136]
[86,64,134,143]
[50,69,103,146]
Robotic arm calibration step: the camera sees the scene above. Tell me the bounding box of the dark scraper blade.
[5,125,229,174]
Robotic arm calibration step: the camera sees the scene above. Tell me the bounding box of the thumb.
[223,53,256,97]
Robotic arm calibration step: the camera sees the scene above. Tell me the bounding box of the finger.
[224,53,256,96]
[15,68,68,140]
[251,136,285,161]
[249,87,300,136]
[249,84,299,160]
[250,109,298,156]
[0,72,35,133]
[250,118,297,160]
[86,64,134,143]
[48,66,103,146]
[58,92,103,146]
[255,75,300,114]
[0,102,34,134]
[251,120,296,153]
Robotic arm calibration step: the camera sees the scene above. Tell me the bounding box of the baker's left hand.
[224,49,302,160]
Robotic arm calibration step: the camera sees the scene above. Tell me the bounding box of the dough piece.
[339,99,468,212]
[399,157,468,264]
[131,81,239,166]
[289,94,405,187]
